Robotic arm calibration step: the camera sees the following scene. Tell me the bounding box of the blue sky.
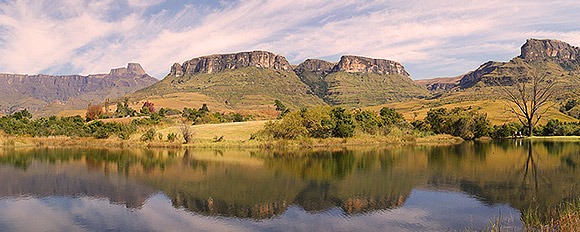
[0,0,579,80]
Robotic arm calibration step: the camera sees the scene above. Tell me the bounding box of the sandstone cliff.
[170,51,292,76]
[293,59,335,75]
[332,55,410,77]
[519,38,580,61]
[0,63,158,115]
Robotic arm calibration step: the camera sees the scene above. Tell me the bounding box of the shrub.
[167,133,177,142]
[142,101,155,114]
[140,128,156,142]
[263,111,308,139]
[331,107,354,138]
[353,110,382,135]
[380,107,405,125]
[424,107,491,140]
[86,104,103,121]
[180,123,194,144]
[491,122,523,139]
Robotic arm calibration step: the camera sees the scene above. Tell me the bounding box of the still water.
[0,140,579,231]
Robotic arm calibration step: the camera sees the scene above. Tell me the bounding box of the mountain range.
[0,63,157,116]
[1,38,579,118]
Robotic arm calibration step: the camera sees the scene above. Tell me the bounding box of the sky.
[0,0,579,80]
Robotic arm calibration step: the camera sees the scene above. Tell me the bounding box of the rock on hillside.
[414,76,462,91]
[519,38,580,61]
[0,63,158,115]
[170,51,292,75]
[294,59,335,74]
[332,55,410,77]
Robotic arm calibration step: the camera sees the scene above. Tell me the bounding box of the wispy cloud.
[0,0,578,79]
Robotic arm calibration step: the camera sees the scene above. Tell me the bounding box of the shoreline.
[0,134,463,149]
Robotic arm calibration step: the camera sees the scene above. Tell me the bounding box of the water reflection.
[0,141,579,231]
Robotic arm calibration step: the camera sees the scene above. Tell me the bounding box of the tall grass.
[521,199,580,231]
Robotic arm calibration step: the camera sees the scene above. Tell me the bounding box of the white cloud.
[0,0,578,79]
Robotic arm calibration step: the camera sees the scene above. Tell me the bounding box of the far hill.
[0,63,158,116]
[417,38,580,99]
[402,38,580,124]
[295,56,429,107]
[126,51,427,113]
[128,51,325,112]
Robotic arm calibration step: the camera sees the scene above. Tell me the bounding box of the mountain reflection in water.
[0,140,578,231]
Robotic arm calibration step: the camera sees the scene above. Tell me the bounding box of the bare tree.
[180,122,195,144]
[496,67,556,136]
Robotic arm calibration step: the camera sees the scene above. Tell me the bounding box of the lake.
[0,140,578,231]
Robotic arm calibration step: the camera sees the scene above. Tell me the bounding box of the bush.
[331,107,354,138]
[353,110,382,135]
[491,122,523,139]
[380,107,405,125]
[424,107,491,140]
[541,119,579,136]
[86,104,103,121]
[180,124,194,144]
[140,128,156,142]
[167,133,177,142]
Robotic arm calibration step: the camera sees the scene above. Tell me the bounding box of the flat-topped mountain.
[127,51,427,112]
[0,63,157,115]
[294,55,427,106]
[131,51,325,111]
[169,50,293,76]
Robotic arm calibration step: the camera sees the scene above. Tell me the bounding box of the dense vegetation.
[261,106,422,139]
[0,109,140,139]
[0,101,252,141]
[560,98,580,119]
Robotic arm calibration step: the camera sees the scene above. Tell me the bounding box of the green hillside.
[321,72,429,107]
[130,67,325,110]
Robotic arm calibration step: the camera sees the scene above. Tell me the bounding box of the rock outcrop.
[332,55,410,77]
[519,38,580,61]
[457,61,504,89]
[293,59,335,75]
[0,63,158,115]
[170,51,292,75]
[414,76,462,91]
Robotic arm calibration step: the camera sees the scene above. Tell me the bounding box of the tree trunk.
[528,118,533,137]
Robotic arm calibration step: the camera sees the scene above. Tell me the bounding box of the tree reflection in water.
[0,141,579,221]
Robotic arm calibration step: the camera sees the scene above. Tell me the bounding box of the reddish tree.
[142,101,155,114]
[86,104,103,121]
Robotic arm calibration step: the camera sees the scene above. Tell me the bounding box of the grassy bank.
[0,120,462,149]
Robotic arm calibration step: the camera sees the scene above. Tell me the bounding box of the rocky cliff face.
[332,55,410,77]
[457,61,504,89]
[293,59,335,75]
[519,39,580,61]
[0,63,158,114]
[414,76,462,91]
[170,51,292,76]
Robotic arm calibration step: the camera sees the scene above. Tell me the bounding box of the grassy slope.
[158,120,267,141]
[324,72,429,107]
[367,97,577,125]
[127,67,326,113]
